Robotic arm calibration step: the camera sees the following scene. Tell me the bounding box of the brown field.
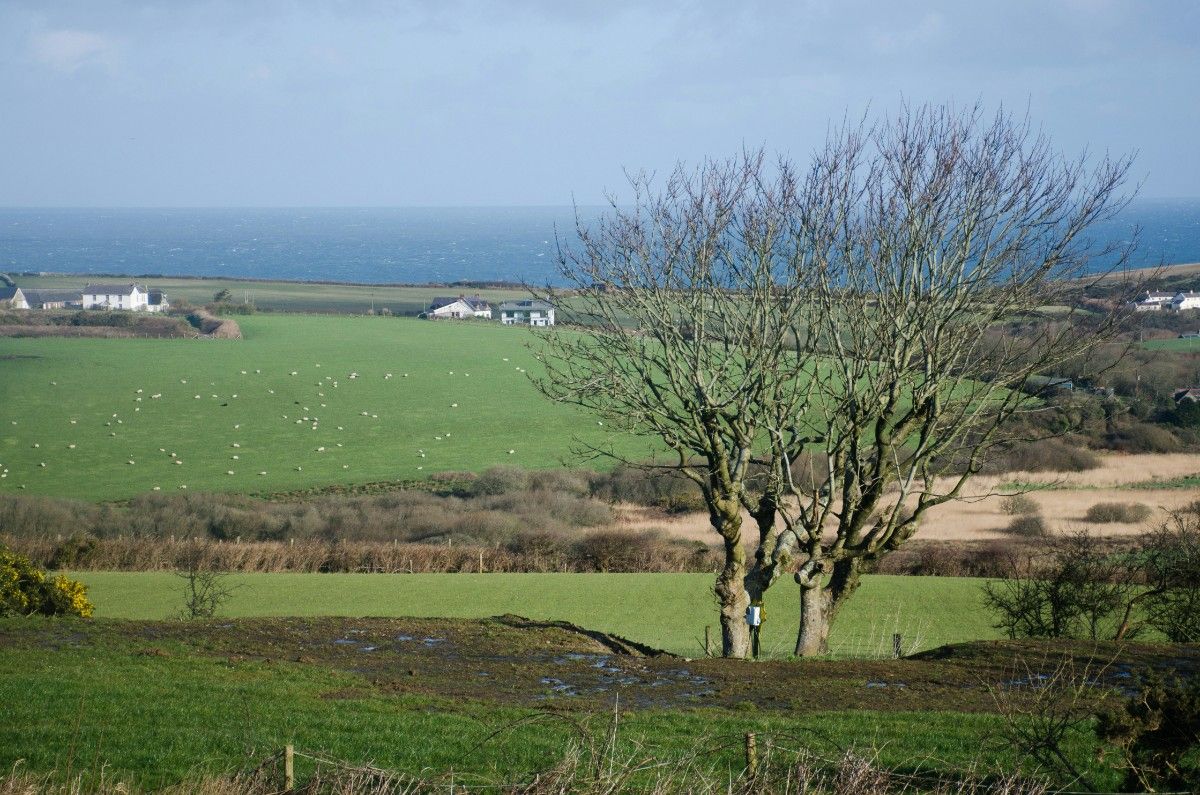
[618,452,1200,544]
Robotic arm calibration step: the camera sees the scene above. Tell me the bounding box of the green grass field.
[1142,336,1200,352]
[0,315,655,500]
[73,571,998,658]
[10,274,538,316]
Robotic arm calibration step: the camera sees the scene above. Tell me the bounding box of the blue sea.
[0,200,1197,286]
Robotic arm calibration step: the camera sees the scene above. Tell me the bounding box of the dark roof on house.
[1175,388,1200,403]
[147,289,167,305]
[498,299,555,311]
[430,295,490,311]
[22,289,82,305]
[84,283,143,295]
[0,285,21,301]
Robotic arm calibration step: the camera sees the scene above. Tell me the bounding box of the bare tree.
[536,151,819,658]
[763,105,1139,655]
[539,104,1139,658]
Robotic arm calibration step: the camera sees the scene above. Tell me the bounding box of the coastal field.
[0,315,653,500]
[10,273,538,316]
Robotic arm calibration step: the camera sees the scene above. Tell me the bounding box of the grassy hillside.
[0,315,655,500]
[72,572,998,658]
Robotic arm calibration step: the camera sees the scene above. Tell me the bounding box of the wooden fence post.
[892,633,902,659]
[479,550,484,573]
[704,626,712,657]
[744,732,757,777]
[284,744,294,790]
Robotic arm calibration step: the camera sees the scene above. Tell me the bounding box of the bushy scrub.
[999,494,1040,516]
[1083,502,1152,524]
[0,544,93,617]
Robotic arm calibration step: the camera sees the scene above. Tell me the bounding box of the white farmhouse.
[1130,291,1175,311]
[427,295,492,320]
[498,299,556,327]
[82,283,151,311]
[1172,291,1200,312]
[0,285,29,309]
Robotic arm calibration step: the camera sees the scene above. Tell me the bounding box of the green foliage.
[0,544,93,617]
[1097,672,1200,792]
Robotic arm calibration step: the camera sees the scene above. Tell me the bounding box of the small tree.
[176,547,236,619]
[540,104,1138,657]
[212,288,233,303]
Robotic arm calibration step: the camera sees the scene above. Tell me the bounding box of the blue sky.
[0,0,1196,206]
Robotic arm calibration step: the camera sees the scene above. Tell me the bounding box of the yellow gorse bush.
[0,545,94,618]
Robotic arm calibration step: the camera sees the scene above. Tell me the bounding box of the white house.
[1130,291,1175,311]
[21,289,83,310]
[146,289,170,313]
[427,295,492,320]
[498,299,556,327]
[0,285,29,309]
[82,283,152,311]
[1172,291,1200,312]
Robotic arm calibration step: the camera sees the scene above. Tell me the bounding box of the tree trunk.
[715,533,751,658]
[795,577,830,656]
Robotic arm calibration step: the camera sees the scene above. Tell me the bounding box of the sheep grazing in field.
[450,403,458,408]
[151,394,161,399]
[233,424,240,429]
[255,369,261,374]
[258,471,266,475]
[232,443,240,448]
[231,455,239,460]
[316,447,325,452]
[502,358,509,361]
[110,432,117,437]
[70,420,77,424]
[226,470,234,475]
[180,379,187,384]
[342,464,349,469]
[295,466,302,471]
[32,443,39,448]
[508,449,515,455]
[51,381,57,386]
[174,460,182,465]
[136,389,143,394]
[152,486,160,491]
[127,460,135,465]
[337,426,344,431]
[194,395,201,399]
[240,370,247,375]
[38,462,46,467]
[179,484,187,489]
[267,389,275,394]
[68,444,75,449]
[290,371,298,376]
[403,373,408,377]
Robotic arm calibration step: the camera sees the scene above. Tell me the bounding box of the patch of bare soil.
[14,617,1198,716]
[621,453,1200,544]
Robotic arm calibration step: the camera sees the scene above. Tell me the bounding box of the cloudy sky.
[0,0,1196,206]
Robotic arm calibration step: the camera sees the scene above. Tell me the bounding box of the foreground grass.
[0,624,1032,791]
[73,572,998,658]
[0,314,656,499]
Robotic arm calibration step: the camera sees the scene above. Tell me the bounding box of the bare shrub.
[471,465,530,496]
[986,438,1100,474]
[1000,495,1040,516]
[1104,422,1179,453]
[176,547,236,619]
[1004,516,1049,537]
[1083,502,1152,524]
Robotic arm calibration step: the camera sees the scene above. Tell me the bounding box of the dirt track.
[617,453,1200,544]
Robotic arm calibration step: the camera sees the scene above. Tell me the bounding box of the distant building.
[1172,291,1200,312]
[82,283,153,311]
[0,285,28,309]
[1130,291,1175,311]
[498,299,556,327]
[21,289,83,310]
[427,295,492,320]
[146,289,170,313]
[1174,388,1200,404]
